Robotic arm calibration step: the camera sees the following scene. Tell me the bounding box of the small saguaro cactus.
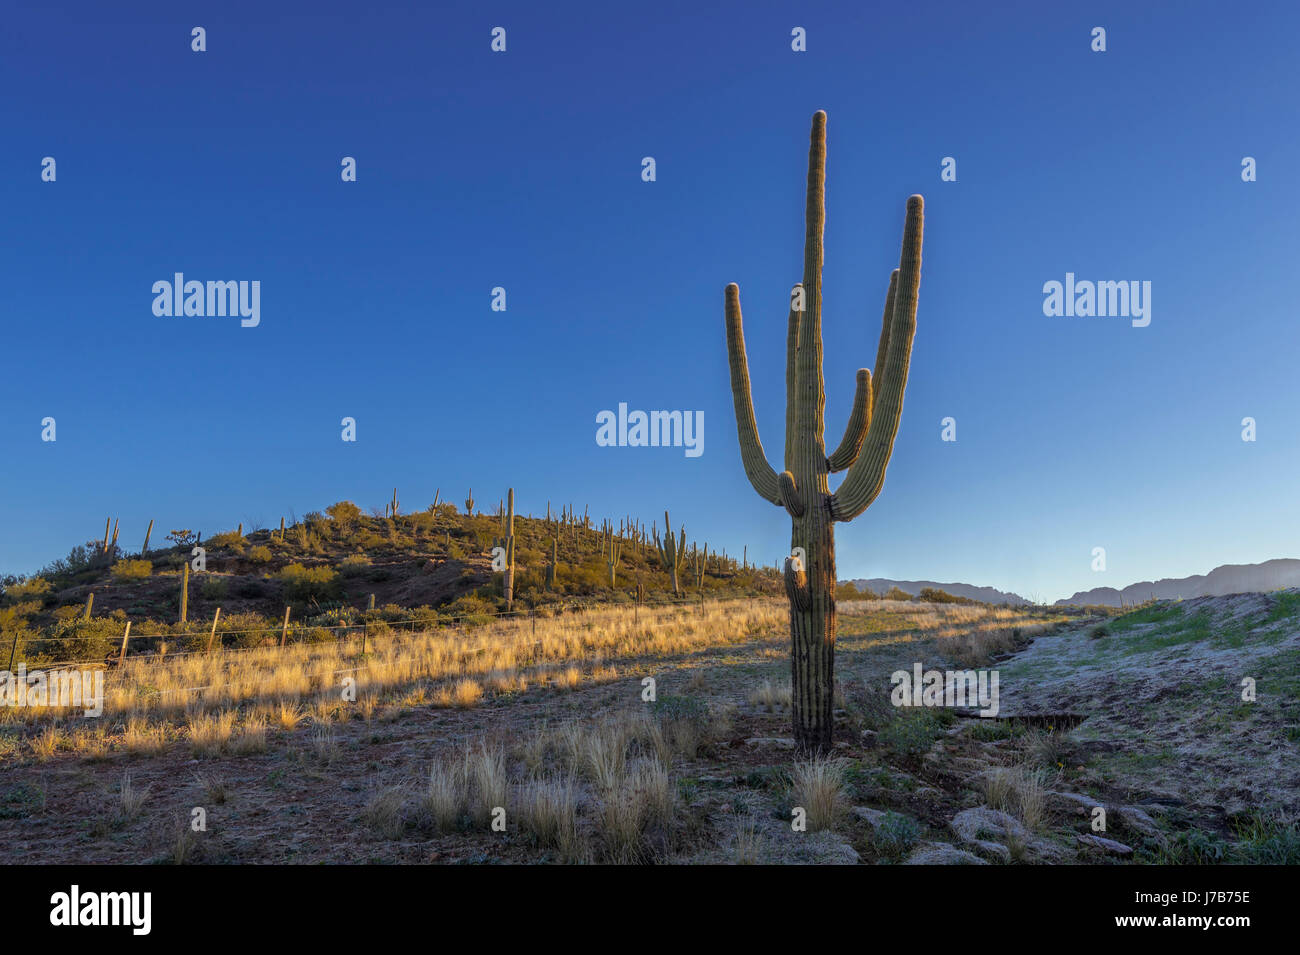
[83,592,94,620]
[465,488,475,516]
[723,110,922,750]
[110,519,120,553]
[494,488,516,610]
[278,516,285,540]
[142,519,154,556]
[179,562,190,624]
[101,518,111,554]
[391,488,400,519]
[606,536,622,588]
[653,510,686,596]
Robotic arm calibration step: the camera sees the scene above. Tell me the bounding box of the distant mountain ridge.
[1054,558,1300,607]
[843,578,1030,606]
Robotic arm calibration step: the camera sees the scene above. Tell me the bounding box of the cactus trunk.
[722,111,922,751]
[142,519,153,556]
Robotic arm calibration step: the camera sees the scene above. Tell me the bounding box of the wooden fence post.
[7,630,19,671]
[117,621,132,666]
[279,606,291,647]
[206,608,222,652]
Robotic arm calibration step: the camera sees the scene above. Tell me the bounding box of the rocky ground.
[3,595,1296,864]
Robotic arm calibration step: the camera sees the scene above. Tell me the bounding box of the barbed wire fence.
[5,590,780,677]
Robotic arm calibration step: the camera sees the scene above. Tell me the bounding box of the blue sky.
[2,0,1297,602]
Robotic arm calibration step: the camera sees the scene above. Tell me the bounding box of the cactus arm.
[825,368,873,472]
[779,470,805,518]
[872,269,899,406]
[724,283,783,506]
[831,195,923,522]
[784,295,802,470]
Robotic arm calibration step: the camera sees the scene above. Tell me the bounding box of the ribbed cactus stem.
[502,488,515,610]
[722,111,922,750]
[142,519,154,556]
[653,510,686,595]
[84,592,93,620]
[102,518,111,554]
[465,489,474,516]
[391,488,399,519]
[607,537,622,587]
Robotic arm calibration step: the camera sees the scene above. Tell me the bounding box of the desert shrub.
[3,577,52,600]
[248,545,272,563]
[213,612,276,650]
[326,501,364,536]
[200,577,227,600]
[33,616,124,663]
[883,586,913,601]
[918,587,970,604]
[879,708,950,759]
[205,531,245,552]
[37,544,98,580]
[112,559,152,581]
[278,564,342,603]
[338,554,371,576]
[0,600,41,631]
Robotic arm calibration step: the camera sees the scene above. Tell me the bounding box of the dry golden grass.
[748,679,791,711]
[1,600,781,762]
[363,784,409,839]
[982,765,1046,831]
[790,754,848,831]
[424,760,465,832]
[118,771,150,818]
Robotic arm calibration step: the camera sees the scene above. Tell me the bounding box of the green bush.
[248,545,272,563]
[200,577,227,600]
[33,616,124,663]
[278,563,342,603]
[112,559,152,581]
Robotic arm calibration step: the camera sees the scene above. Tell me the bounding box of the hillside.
[843,578,1029,606]
[0,496,780,666]
[1056,558,1300,607]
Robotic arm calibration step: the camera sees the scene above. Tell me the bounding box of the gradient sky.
[2,0,1297,602]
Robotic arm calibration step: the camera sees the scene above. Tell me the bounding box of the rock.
[904,841,989,865]
[743,737,796,749]
[1045,790,1104,815]
[950,806,1072,863]
[1076,833,1133,856]
[951,807,1026,843]
[1115,806,1163,841]
[852,807,889,828]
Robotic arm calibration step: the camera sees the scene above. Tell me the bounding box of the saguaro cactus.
[391,488,400,519]
[546,537,558,589]
[653,510,686,596]
[723,110,922,750]
[142,519,154,556]
[495,488,516,610]
[465,488,475,516]
[606,536,622,588]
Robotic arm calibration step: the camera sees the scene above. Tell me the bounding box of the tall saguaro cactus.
[723,110,922,750]
[496,488,516,610]
[653,510,686,596]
